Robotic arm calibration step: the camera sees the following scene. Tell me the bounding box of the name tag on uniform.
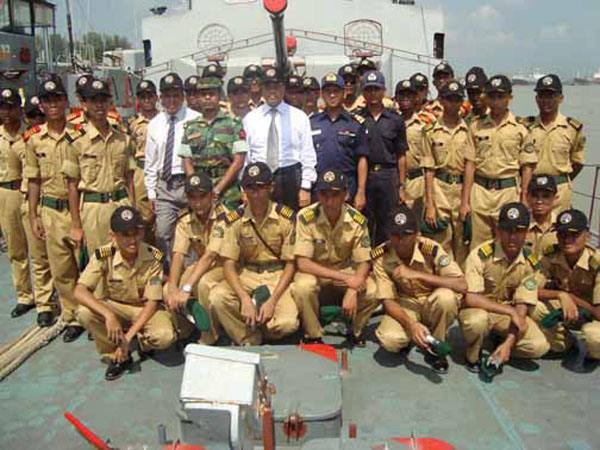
[311,129,322,136]
[338,130,356,137]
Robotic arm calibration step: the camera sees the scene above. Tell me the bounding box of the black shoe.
[63,325,85,343]
[424,352,449,374]
[302,337,324,344]
[351,335,367,348]
[11,303,35,318]
[138,348,155,360]
[466,360,480,373]
[105,356,133,381]
[37,312,54,327]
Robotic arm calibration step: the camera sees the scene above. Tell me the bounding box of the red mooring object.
[299,343,338,362]
[392,437,455,449]
[263,0,287,14]
[349,423,357,439]
[341,348,349,371]
[64,412,112,450]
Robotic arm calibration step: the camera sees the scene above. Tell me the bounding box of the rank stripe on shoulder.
[150,246,164,262]
[95,246,115,259]
[347,207,367,227]
[567,117,582,131]
[478,243,494,259]
[370,244,386,259]
[223,208,244,225]
[299,207,318,225]
[276,203,296,221]
[418,240,439,258]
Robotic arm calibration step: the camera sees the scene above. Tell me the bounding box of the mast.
[263,0,289,75]
[65,0,76,71]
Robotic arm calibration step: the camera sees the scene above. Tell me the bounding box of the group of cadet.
[0,58,598,382]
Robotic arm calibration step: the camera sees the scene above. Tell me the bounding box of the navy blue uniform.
[310,110,368,200]
[356,107,408,245]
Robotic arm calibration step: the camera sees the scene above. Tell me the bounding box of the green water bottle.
[541,308,592,328]
[252,285,271,308]
[480,354,503,381]
[424,334,452,357]
[186,299,211,332]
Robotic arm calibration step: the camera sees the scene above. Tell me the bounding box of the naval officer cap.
[498,202,530,230]
[159,73,184,92]
[362,70,386,89]
[110,206,144,233]
[410,72,429,88]
[395,79,417,95]
[185,171,213,193]
[241,162,273,187]
[554,209,589,233]
[136,79,157,95]
[85,79,111,98]
[387,204,419,235]
[315,170,348,191]
[243,64,263,81]
[528,175,558,194]
[75,74,94,97]
[338,64,357,80]
[439,79,465,98]
[433,62,454,78]
[465,67,488,90]
[486,75,512,94]
[286,75,304,91]
[321,73,344,89]
[303,76,320,91]
[227,76,248,93]
[535,74,562,94]
[202,63,225,80]
[39,75,67,98]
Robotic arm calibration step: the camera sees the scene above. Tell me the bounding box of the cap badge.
[303,78,312,87]
[249,65,258,72]
[323,171,336,183]
[416,75,424,82]
[367,73,377,82]
[140,81,148,89]
[266,68,276,77]
[209,65,216,73]
[248,165,260,177]
[165,75,174,84]
[449,83,459,91]
[344,66,353,73]
[467,74,476,83]
[394,213,407,226]
[77,77,88,86]
[190,175,201,186]
[543,76,553,86]
[189,77,197,85]
[234,77,243,85]
[44,81,56,91]
[538,176,548,185]
[507,207,520,219]
[2,89,11,98]
[92,80,103,90]
[30,96,39,105]
[121,209,134,221]
[326,74,337,82]
[491,78,502,87]
[560,213,572,224]
[402,80,410,88]
[437,64,446,70]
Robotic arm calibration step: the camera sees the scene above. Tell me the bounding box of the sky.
[51,0,600,78]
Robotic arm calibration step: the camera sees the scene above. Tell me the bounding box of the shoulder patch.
[590,256,600,272]
[370,243,387,260]
[567,117,583,131]
[149,246,164,263]
[347,207,367,227]
[523,247,542,270]
[478,243,494,260]
[95,245,115,260]
[22,125,41,142]
[352,114,365,124]
[418,240,439,258]
[64,127,86,144]
[276,203,296,221]
[67,111,83,121]
[299,207,318,225]
[223,208,243,225]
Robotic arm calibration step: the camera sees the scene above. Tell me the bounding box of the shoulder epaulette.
[516,116,535,128]
[149,246,164,263]
[478,243,494,260]
[65,127,86,144]
[523,247,542,270]
[178,208,190,219]
[108,111,122,122]
[276,203,296,221]
[418,240,439,258]
[223,208,243,225]
[543,244,559,257]
[370,243,387,260]
[214,203,227,217]
[352,114,365,124]
[590,255,600,272]
[22,125,41,142]
[347,206,367,227]
[567,117,583,131]
[67,111,83,121]
[423,123,434,133]
[299,206,319,225]
[95,245,115,260]
[418,113,433,124]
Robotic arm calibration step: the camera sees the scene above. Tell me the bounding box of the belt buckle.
[373,164,382,172]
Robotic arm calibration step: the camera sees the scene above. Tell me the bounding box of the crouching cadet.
[291,170,378,345]
[211,163,299,345]
[460,202,549,372]
[74,206,175,381]
[373,204,466,373]
[532,209,600,370]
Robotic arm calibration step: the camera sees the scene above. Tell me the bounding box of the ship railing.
[574,163,600,247]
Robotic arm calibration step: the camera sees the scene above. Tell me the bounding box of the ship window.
[12,0,33,35]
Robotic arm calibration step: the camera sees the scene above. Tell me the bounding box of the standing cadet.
[523,74,585,213]
[226,76,252,119]
[184,75,202,113]
[284,75,306,110]
[74,206,176,381]
[395,78,432,217]
[410,73,431,115]
[24,96,45,127]
[460,202,549,371]
[303,76,321,117]
[68,74,125,130]
[310,73,368,211]
[356,70,408,245]
[166,172,226,344]
[179,77,247,210]
[422,80,476,265]
[129,80,159,242]
[211,163,299,345]
[62,79,135,257]
[26,77,83,336]
[463,67,488,126]
[243,64,264,108]
[470,75,536,249]
[525,175,558,258]
[291,170,378,344]
[423,63,454,118]
[338,64,360,112]
[373,205,466,373]
[532,209,600,370]
[0,87,49,321]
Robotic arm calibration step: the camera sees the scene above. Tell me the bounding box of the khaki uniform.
[422,118,476,264]
[61,122,135,255]
[68,110,126,131]
[27,125,86,318]
[171,207,226,343]
[525,213,557,258]
[212,202,299,345]
[423,99,443,119]
[404,113,432,215]
[460,240,550,363]
[0,125,34,307]
[522,114,586,213]
[128,114,154,232]
[291,203,378,339]
[76,244,175,358]
[531,245,600,358]
[373,237,463,353]
[470,113,536,248]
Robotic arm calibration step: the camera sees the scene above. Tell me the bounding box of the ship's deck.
[1,253,598,450]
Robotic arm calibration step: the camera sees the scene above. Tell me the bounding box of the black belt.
[435,170,463,184]
[475,175,517,190]
[370,163,396,172]
[245,262,285,273]
[0,180,21,190]
[41,196,69,211]
[83,189,128,203]
[407,168,424,180]
[551,174,570,185]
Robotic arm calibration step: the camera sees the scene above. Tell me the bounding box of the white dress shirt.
[243,101,317,190]
[144,106,200,200]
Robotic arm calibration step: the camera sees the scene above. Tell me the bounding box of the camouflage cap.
[498,202,530,230]
[554,209,589,233]
[159,72,184,92]
[185,171,213,193]
[196,77,222,90]
[387,204,419,235]
[243,64,263,81]
[486,75,512,94]
[535,74,562,94]
[202,63,225,79]
[315,170,348,191]
[39,75,67,98]
[136,79,157,95]
[410,72,429,89]
[110,206,144,233]
[227,76,249,93]
[241,162,273,187]
[433,62,454,78]
[439,79,465,98]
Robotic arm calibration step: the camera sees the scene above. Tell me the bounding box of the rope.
[0,319,65,382]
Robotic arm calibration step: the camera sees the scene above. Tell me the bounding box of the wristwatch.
[182,284,193,294]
